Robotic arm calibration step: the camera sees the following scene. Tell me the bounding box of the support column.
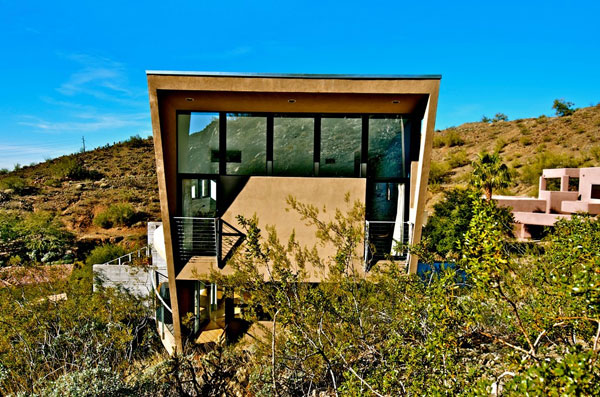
[539,176,546,193]
[560,175,569,192]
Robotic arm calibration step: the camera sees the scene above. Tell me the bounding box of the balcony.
[171,217,245,268]
[364,221,412,269]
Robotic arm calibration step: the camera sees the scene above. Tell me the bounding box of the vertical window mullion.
[219,112,226,174]
[314,115,321,176]
[361,116,369,177]
[267,115,273,175]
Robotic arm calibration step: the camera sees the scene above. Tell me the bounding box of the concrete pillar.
[560,175,569,192]
[539,176,546,193]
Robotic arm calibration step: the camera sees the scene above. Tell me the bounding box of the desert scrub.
[93,204,136,228]
[432,134,445,148]
[494,138,508,153]
[520,151,582,186]
[446,149,469,168]
[50,156,102,181]
[444,130,465,147]
[0,176,28,194]
[519,136,532,146]
[85,243,126,265]
[0,211,74,265]
[428,161,451,184]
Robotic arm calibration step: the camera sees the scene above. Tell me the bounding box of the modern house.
[495,167,600,239]
[146,71,441,353]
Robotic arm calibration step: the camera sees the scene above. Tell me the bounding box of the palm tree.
[471,151,511,201]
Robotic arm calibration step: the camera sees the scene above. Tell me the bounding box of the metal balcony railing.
[171,217,245,267]
[98,246,150,266]
[364,221,412,269]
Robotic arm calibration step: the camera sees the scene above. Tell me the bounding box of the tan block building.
[146,71,441,353]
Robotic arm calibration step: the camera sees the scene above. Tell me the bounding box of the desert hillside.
[426,104,600,210]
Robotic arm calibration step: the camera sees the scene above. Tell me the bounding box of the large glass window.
[273,116,314,176]
[181,178,217,217]
[368,116,411,178]
[178,112,220,174]
[226,113,267,175]
[320,116,361,177]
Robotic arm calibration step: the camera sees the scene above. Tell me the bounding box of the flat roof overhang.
[146,70,441,80]
[147,71,441,115]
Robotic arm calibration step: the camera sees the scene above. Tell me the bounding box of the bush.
[423,187,478,257]
[0,262,155,394]
[85,244,127,265]
[0,211,74,265]
[124,134,148,148]
[520,136,532,146]
[492,112,508,122]
[0,176,28,194]
[428,161,451,184]
[446,149,469,168]
[590,145,600,162]
[93,204,137,229]
[0,168,8,175]
[494,138,508,153]
[445,130,465,147]
[432,134,445,148]
[553,98,575,117]
[50,156,101,181]
[520,151,582,186]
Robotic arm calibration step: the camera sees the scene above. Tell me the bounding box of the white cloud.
[18,112,149,133]
[55,53,145,104]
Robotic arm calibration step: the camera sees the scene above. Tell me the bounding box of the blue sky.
[0,0,599,169]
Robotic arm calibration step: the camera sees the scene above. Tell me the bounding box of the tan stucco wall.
[221,177,366,281]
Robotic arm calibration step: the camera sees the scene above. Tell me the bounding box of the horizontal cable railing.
[98,246,150,266]
[171,217,245,266]
[364,221,412,268]
[172,217,218,262]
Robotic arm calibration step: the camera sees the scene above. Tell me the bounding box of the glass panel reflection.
[273,117,314,176]
[368,116,411,178]
[321,116,361,177]
[226,113,267,175]
[178,112,220,174]
[181,178,217,217]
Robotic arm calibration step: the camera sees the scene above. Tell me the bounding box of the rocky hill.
[0,136,160,254]
[0,105,599,254]
[426,104,600,209]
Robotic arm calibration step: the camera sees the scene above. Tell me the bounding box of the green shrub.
[446,149,469,168]
[124,134,148,148]
[520,136,532,146]
[93,204,137,229]
[85,244,126,265]
[494,138,508,153]
[553,98,575,117]
[492,112,508,122]
[520,151,582,186]
[428,161,451,184]
[0,211,74,265]
[445,130,465,147]
[590,145,600,162]
[0,168,8,175]
[0,176,28,194]
[50,156,101,181]
[432,135,445,148]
